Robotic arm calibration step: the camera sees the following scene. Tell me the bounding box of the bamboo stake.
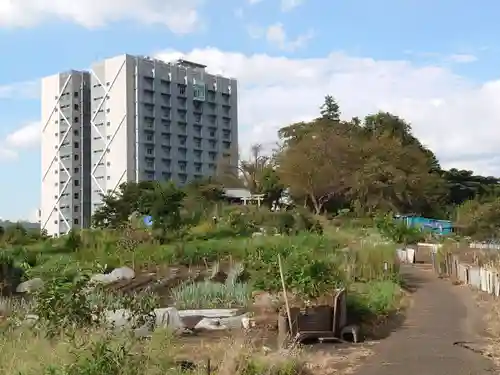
[278,254,293,334]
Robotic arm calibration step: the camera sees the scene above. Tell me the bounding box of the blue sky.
[2,0,500,220]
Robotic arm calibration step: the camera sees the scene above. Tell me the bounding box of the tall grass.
[0,327,305,375]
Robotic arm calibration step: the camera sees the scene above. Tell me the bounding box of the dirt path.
[354,265,496,375]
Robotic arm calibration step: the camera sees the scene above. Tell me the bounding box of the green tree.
[348,133,445,216]
[92,181,156,228]
[362,112,441,172]
[277,127,353,214]
[320,95,340,121]
[260,165,284,209]
[146,182,186,242]
[442,168,500,206]
[455,198,500,240]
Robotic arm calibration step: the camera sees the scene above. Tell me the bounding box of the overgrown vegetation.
[6,95,499,373]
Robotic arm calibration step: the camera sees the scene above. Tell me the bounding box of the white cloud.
[154,47,500,176]
[246,24,264,39]
[247,0,304,11]
[0,121,40,161]
[0,148,17,161]
[265,23,314,51]
[404,50,479,64]
[246,22,314,50]
[5,121,40,148]
[0,0,204,34]
[280,0,303,11]
[447,53,478,63]
[0,80,40,99]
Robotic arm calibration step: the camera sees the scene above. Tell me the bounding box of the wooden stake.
[278,254,293,334]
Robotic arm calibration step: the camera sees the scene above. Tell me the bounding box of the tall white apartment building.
[40,54,239,236]
[40,71,91,237]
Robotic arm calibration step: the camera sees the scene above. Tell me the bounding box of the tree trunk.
[309,194,322,215]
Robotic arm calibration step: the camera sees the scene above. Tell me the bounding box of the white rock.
[109,266,135,281]
[90,273,117,285]
[105,308,134,328]
[16,278,44,293]
[21,314,39,327]
[90,266,135,285]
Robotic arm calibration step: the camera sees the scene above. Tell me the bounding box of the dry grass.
[0,328,382,375]
[471,292,500,366]
[302,343,375,375]
[0,323,379,375]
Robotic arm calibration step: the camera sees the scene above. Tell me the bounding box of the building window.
[74,91,79,97]
[74,206,79,212]
[74,142,79,148]
[74,129,79,136]
[74,193,79,199]
[74,180,80,186]
[74,117,79,123]
[74,104,79,110]
[146,148,153,155]
[74,154,79,160]
[74,218,79,224]
[193,83,206,101]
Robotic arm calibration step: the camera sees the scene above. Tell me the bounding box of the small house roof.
[224,188,252,199]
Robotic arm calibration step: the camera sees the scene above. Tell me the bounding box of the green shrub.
[347,280,402,318]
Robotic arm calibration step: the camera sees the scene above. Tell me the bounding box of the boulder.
[110,266,135,281]
[16,278,44,293]
[90,266,135,285]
